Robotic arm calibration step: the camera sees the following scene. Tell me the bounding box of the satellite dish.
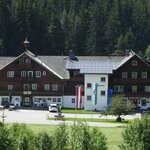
[69,50,78,62]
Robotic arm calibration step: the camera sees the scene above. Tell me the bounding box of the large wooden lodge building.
[0,47,150,110]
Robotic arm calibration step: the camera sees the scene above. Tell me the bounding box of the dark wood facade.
[0,53,65,107]
[64,70,84,95]
[109,55,150,98]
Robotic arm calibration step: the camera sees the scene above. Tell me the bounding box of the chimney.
[125,50,130,57]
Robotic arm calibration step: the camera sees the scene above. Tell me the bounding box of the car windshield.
[51,106,57,108]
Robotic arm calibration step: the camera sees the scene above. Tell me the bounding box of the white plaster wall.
[63,96,84,109]
[33,96,62,107]
[84,74,108,111]
[0,96,21,107]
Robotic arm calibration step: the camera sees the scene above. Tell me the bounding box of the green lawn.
[49,117,130,124]
[61,108,99,114]
[27,124,124,150]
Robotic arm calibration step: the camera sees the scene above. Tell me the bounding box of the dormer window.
[132,60,137,66]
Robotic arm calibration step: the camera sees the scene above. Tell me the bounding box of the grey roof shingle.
[66,56,125,74]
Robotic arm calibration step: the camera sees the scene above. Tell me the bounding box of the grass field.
[61,108,99,114]
[49,117,130,124]
[27,124,124,150]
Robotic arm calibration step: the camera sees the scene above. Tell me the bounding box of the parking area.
[0,109,142,127]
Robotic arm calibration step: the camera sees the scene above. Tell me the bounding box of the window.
[145,86,150,92]
[44,84,50,91]
[21,71,26,77]
[87,83,92,88]
[132,60,138,66]
[8,85,13,90]
[132,85,137,92]
[57,98,61,103]
[132,72,137,78]
[72,98,75,103]
[28,71,33,77]
[43,71,46,76]
[101,77,105,82]
[122,72,128,78]
[53,98,56,102]
[87,95,92,101]
[19,59,24,64]
[141,72,147,78]
[7,71,14,77]
[114,85,124,92]
[101,91,105,96]
[23,84,30,91]
[141,99,146,106]
[25,59,31,64]
[32,84,37,90]
[35,71,41,77]
[52,84,58,91]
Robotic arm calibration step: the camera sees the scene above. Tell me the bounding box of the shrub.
[119,116,150,150]
[53,123,68,150]
[35,131,52,150]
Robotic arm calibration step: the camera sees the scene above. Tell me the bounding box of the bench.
[54,114,64,120]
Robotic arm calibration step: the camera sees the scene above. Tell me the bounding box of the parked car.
[49,104,58,112]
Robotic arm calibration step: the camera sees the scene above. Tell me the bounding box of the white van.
[49,104,58,112]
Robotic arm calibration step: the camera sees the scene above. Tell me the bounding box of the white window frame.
[114,85,124,92]
[23,84,30,91]
[87,95,92,101]
[122,72,128,78]
[100,90,105,96]
[141,99,146,106]
[35,71,41,77]
[28,71,33,77]
[52,84,58,91]
[32,84,37,91]
[87,83,92,88]
[44,84,50,91]
[132,85,137,92]
[25,59,31,64]
[145,86,150,92]
[132,72,137,78]
[141,72,147,78]
[43,71,46,76]
[132,60,138,66]
[101,77,105,82]
[7,71,14,78]
[21,71,26,77]
[8,85,13,90]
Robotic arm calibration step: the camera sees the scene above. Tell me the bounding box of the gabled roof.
[0,50,69,80]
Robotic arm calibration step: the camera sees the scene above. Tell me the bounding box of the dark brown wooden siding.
[109,55,150,97]
[0,54,65,96]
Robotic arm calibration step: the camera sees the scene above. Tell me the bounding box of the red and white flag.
[76,86,82,109]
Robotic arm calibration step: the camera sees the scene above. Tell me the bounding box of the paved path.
[0,109,141,127]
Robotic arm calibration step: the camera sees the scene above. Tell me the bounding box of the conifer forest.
[0,0,150,56]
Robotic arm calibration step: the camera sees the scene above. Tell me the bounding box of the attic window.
[25,59,31,64]
[132,60,137,66]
